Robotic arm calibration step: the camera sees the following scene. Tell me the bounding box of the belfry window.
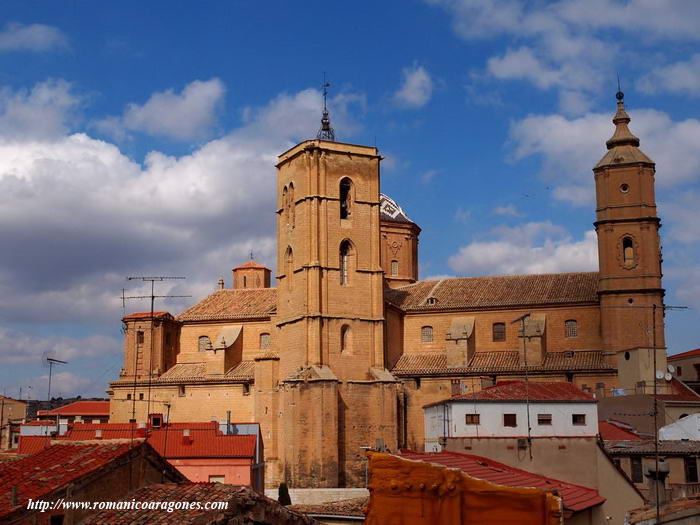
[289,183,295,229]
[565,320,578,338]
[391,260,399,276]
[340,178,352,219]
[421,326,433,343]
[340,240,353,285]
[340,325,352,353]
[623,237,635,267]
[492,323,506,342]
[285,247,293,290]
[198,336,212,352]
[260,333,270,350]
[282,186,289,227]
[136,331,144,345]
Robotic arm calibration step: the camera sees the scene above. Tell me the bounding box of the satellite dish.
[665,373,672,381]
[667,364,676,374]
[655,370,665,380]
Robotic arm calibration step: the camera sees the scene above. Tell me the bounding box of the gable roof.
[392,350,614,377]
[37,400,110,417]
[399,450,605,513]
[385,272,599,312]
[426,381,594,407]
[0,441,161,518]
[669,348,700,360]
[177,288,276,321]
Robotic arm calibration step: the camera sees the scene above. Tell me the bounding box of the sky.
[1,0,699,399]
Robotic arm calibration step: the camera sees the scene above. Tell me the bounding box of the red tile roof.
[385,272,599,312]
[427,381,594,406]
[122,311,172,320]
[598,421,642,441]
[654,377,700,402]
[17,436,51,455]
[233,260,271,271]
[57,422,257,458]
[669,348,700,360]
[37,400,110,417]
[176,288,277,321]
[400,450,605,513]
[0,441,138,518]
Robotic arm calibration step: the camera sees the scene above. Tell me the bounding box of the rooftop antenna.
[317,72,336,141]
[616,73,624,101]
[41,351,67,408]
[511,313,533,460]
[250,250,254,261]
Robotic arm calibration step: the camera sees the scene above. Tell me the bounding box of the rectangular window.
[685,457,699,483]
[391,260,399,276]
[465,414,480,425]
[630,457,643,483]
[503,414,517,427]
[243,383,250,396]
[572,414,586,426]
[565,320,578,338]
[208,475,225,483]
[537,414,552,426]
[138,393,144,401]
[677,366,682,376]
[126,394,132,400]
[492,323,506,342]
[421,326,433,343]
[178,385,186,397]
[136,331,144,345]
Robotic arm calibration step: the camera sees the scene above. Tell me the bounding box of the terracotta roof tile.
[392,350,614,376]
[654,377,700,402]
[289,496,368,517]
[122,311,172,320]
[0,441,138,518]
[436,381,595,404]
[176,288,276,321]
[668,348,700,360]
[385,272,599,312]
[599,421,643,441]
[605,439,700,455]
[233,260,271,271]
[400,450,605,513]
[37,400,110,417]
[112,361,254,386]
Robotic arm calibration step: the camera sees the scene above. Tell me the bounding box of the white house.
[423,381,598,452]
[659,413,700,440]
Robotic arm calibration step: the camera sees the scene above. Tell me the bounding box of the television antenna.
[41,351,67,407]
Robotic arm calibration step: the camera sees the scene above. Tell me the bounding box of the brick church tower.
[594,91,667,392]
[255,106,400,487]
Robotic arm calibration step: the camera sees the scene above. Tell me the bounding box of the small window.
[340,241,353,285]
[572,414,586,426]
[136,331,144,345]
[492,323,506,342]
[677,366,682,376]
[630,457,643,483]
[151,416,161,428]
[139,393,144,401]
[503,414,517,427]
[242,383,250,396]
[178,385,186,397]
[537,414,552,426]
[340,325,352,353]
[465,414,480,425]
[565,319,578,338]
[421,326,433,343]
[259,333,271,350]
[285,246,294,291]
[425,297,438,305]
[209,475,225,483]
[243,275,247,288]
[127,394,132,400]
[391,260,399,276]
[289,183,295,229]
[685,457,699,483]
[340,178,352,219]
[198,336,211,352]
[623,237,635,267]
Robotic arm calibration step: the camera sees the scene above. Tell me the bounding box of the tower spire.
[595,90,652,169]
[317,73,336,141]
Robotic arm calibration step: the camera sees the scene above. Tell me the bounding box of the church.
[108,91,668,488]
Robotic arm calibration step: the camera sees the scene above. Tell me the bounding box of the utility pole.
[512,313,533,460]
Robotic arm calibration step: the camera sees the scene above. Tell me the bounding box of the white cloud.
[394,64,433,108]
[0,22,67,52]
[493,205,522,217]
[509,109,700,205]
[447,221,598,276]
[487,47,561,89]
[638,54,700,97]
[0,79,79,140]
[96,78,226,141]
[661,191,700,245]
[420,169,439,183]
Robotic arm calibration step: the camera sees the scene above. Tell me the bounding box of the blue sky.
[1,0,699,398]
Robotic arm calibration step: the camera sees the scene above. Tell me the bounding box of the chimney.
[218,278,225,290]
[95,429,102,439]
[182,428,192,445]
[644,458,670,507]
[137,421,147,438]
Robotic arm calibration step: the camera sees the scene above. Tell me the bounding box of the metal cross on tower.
[317,73,336,141]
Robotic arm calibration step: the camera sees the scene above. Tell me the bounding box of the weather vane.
[317,72,335,141]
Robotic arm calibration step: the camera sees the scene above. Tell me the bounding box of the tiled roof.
[17,436,51,455]
[669,348,700,360]
[83,483,315,524]
[400,450,605,513]
[385,272,599,312]
[58,423,257,458]
[432,381,595,405]
[0,441,138,518]
[289,496,368,517]
[115,361,255,385]
[233,260,271,271]
[392,350,614,376]
[380,194,416,225]
[654,377,700,402]
[605,440,700,455]
[123,311,172,320]
[176,288,276,321]
[37,400,110,417]
[598,421,643,441]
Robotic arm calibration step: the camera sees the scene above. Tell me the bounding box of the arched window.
[492,323,506,342]
[565,320,578,338]
[259,333,270,350]
[198,336,212,352]
[340,178,352,219]
[421,326,433,343]
[623,237,635,267]
[391,260,399,276]
[243,276,247,288]
[285,247,293,290]
[339,240,354,285]
[282,186,288,227]
[340,325,352,353]
[289,183,295,229]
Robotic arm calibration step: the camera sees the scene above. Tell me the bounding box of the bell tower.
[594,91,666,392]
